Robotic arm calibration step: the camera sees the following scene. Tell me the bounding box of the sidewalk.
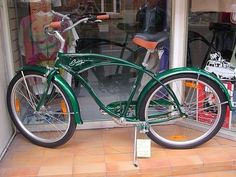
[1,127,236,177]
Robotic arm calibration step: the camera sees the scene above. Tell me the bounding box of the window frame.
[100,0,121,14]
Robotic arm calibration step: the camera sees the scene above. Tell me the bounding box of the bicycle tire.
[7,71,76,148]
[138,73,227,149]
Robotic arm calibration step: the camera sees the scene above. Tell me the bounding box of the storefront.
[2,0,236,157]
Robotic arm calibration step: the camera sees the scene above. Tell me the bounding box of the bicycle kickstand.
[133,125,138,167]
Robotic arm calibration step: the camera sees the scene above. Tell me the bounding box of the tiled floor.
[1,127,236,177]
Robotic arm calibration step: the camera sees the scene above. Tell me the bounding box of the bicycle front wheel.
[7,71,76,148]
[138,73,227,149]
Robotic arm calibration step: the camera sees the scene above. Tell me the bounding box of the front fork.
[31,68,59,111]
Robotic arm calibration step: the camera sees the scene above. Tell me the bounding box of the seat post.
[142,49,155,67]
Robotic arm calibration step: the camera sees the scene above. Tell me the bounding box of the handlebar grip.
[97,15,109,20]
[49,21,61,29]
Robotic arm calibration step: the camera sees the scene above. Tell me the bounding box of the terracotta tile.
[103,128,133,145]
[74,154,105,165]
[38,166,73,176]
[200,156,233,173]
[199,152,234,166]
[41,153,74,167]
[42,149,74,167]
[138,158,171,176]
[7,135,45,154]
[3,167,39,177]
[0,151,44,168]
[150,142,165,150]
[103,138,133,147]
[214,170,236,177]
[202,165,233,173]
[138,159,170,170]
[38,176,73,177]
[215,137,236,146]
[13,149,45,159]
[165,149,198,158]
[197,138,220,148]
[174,170,236,177]
[0,168,6,177]
[104,145,133,154]
[169,155,203,167]
[105,153,133,162]
[139,168,172,177]
[43,149,73,157]
[173,174,203,177]
[2,127,236,177]
[106,171,142,177]
[73,136,103,148]
[73,163,106,174]
[106,161,139,172]
[169,155,204,176]
[73,173,105,177]
[194,146,224,155]
[73,145,105,156]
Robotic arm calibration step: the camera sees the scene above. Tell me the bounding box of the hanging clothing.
[19,12,72,65]
[136,4,166,34]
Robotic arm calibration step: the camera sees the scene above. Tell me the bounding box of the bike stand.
[133,125,138,167]
[133,122,151,167]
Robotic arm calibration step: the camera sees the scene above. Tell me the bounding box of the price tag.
[137,139,151,158]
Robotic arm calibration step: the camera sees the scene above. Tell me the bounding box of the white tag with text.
[137,139,151,158]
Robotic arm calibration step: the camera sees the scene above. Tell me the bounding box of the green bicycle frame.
[56,52,186,120]
[20,51,232,124]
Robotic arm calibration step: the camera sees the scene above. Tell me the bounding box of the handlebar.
[46,11,109,31]
[44,11,110,52]
[97,14,109,20]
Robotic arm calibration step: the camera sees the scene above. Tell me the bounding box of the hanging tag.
[137,139,151,158]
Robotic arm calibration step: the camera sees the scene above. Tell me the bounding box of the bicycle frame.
[55,51,184,122]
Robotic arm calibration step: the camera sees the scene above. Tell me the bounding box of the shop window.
[15,0,171,122]
[188,0,236,67]
[188,0,236,130]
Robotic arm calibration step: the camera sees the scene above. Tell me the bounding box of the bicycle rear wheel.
[7,71,76,148]
[138,73,227,149]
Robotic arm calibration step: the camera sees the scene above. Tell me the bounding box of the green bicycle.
[7,12,232,149]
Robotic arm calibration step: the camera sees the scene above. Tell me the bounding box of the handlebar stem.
[48,11,98,50]
[54,31,65,52]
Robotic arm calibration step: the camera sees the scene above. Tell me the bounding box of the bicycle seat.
[133,31,169,49]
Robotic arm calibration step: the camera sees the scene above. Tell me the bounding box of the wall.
[170,0,188,68]
[7,0,20,70]
[0,0,15,160]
